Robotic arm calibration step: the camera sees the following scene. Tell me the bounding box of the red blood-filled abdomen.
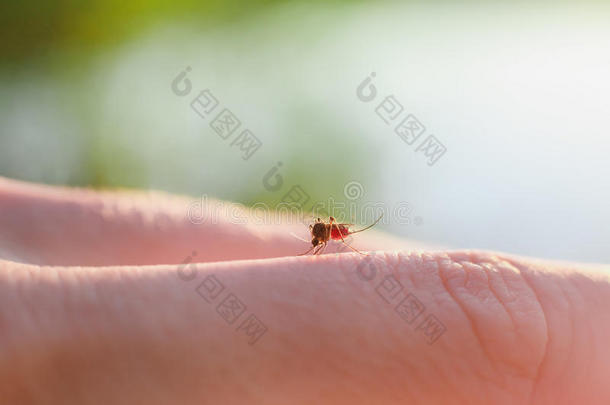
[330,225,350,240]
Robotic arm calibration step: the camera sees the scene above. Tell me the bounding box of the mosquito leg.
[329,218,351,247]
[317,242,328,255]
[313,243,325,255]
[339,239,367,256]
[298,245,317,256]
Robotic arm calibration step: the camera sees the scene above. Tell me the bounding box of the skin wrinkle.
[484,259,548,402]
[482,262,519,338]
[441,252,550,402]
[426,257,470,376]
[420,253,488,400]
[497,260,545,333]
[552,267,606,403]
[572,270,601,380]
[406,251,490,404]
[458,259,518,369]
[437,253,513,403]
[500,258,553,405]
[477,259,533,379]
[436,256,504,403]
[485,257,549,387]
[553,273,580,401]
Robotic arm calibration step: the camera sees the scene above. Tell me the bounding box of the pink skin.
[0,177,609,404]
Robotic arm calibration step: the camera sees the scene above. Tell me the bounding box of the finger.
[1,251,608,404]
[0,177,434,266]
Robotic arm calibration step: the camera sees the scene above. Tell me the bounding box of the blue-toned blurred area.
[1,1,609,262]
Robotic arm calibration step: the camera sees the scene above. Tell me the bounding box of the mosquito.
[295,213,383,256]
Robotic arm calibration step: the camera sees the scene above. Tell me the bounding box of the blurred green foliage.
[0,0,361,65]
[0,0,376,210]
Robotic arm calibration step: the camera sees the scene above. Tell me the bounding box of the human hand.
[1,177,609,404]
